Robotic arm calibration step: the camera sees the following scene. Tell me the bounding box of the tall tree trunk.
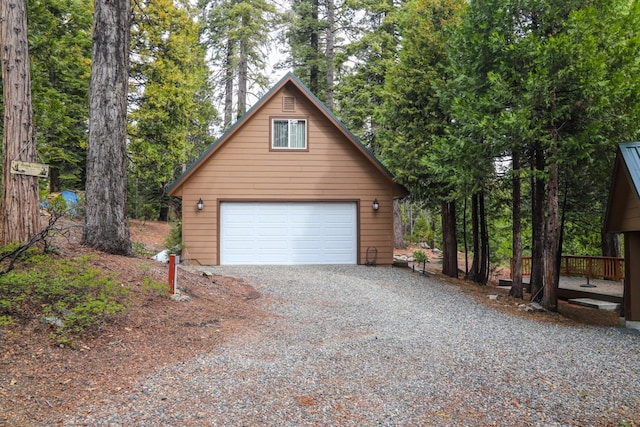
[324,0,335,110]
[1,0,40,244]
[602,232,621,258]
[478,190,489,284]
[83,0,133,256]
[530,143,545,300]
[469,193,480,280]
[393,199,405,249]
[309,0,319,94]
[470,192,489,284]
[542,158,560,312]
[463,197,469,276]
[441,200,458,278]
[223,39,234,129]
[557,179,569,286]
[237,31,247,118]
[49,168,60,193]
[510,150,524,298]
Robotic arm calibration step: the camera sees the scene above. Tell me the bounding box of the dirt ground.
[0,220,267,426]
[0,223,621,425]
[395,246,621,328]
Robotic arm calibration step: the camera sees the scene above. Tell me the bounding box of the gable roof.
[166,72,408,198]
[619,142,640,200]
[604,141,640,233]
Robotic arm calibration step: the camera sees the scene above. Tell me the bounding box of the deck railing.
[511,256,624,282]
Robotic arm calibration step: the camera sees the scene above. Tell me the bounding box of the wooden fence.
[511,256,624,282]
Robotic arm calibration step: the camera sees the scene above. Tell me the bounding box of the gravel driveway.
[64,265,640,426]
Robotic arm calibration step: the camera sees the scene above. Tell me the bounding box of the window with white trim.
[272,118,307,149]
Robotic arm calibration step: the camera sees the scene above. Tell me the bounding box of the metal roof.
[619,141,640,201]
[604,141,640,233]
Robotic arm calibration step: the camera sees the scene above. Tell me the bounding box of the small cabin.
[604,141,640,329]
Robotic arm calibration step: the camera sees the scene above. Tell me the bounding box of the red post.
[168,254,176,295]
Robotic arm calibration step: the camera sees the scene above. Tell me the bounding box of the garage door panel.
[258,228,288,237]
[291,228,321,238]
[291,239,322,250]
[225,228,253,237]
[328,238,355,247]
[325,228,353,237]
[225,240,253,250]
[258,240,288,250]
[221,202,356,265]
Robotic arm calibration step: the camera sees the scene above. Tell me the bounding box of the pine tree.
[334,0,400,151]
[448,0,640,309]
[0,0,40,244]
[83,0,133,256]
[28,0,92,192]
[129,0,216,220]
[377,0,467,278]
[200,0,275,128]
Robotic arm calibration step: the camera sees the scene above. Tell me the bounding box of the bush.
[412,250,428,263]
[406,213,434,246]
[165,219,183,256]
[132,241,155,258]
[0,251,128,345]
[141,276,169,297]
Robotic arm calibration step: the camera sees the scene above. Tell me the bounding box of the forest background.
[2,0,640,307]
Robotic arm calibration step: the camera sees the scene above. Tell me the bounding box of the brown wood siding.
[180,83,397,265]
[607,166,640,232]
[625,232,640,321]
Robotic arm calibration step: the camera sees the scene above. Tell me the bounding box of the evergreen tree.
[284,0,349,106]
[334,0,400,152]
[200,0,275,128]
[448,0,640,309]
[28,0,92,192]
[129,0,216,221]
[377,0,467,278]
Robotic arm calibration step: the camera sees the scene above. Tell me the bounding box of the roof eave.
[167,73,300,196]
[167,72,410,199]
[604,142,640,233]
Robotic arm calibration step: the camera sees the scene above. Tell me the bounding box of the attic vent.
[282,96,296,111]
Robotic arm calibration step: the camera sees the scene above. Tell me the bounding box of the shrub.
[0,250,128,344]
[412,250,428,264]
[165,219,183,256]
[141,276,169,297]
[133,241,155,258]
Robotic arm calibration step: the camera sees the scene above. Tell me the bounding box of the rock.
[488,294,499,301]
[392,259,409,268]
[418,242,431,249]
[171,294,191,302]
[432,248,441,254]
[151,249,170,263]
[202,271,214,277]
[518,304,527,311]
[42,317,64,328]
[529,302,545,312]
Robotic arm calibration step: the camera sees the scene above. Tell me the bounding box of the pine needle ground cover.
[0,250,128,345]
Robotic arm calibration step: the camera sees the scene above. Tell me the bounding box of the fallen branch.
[0,212,70,276]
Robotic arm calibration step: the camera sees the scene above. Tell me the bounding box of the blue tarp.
[42,190,79,209]
[59,190,79,206]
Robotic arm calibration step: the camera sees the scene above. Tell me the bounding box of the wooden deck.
[512,256,624,282]
[499,276,623,304]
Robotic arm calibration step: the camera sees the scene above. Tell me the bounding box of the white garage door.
[220,202,357,265]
